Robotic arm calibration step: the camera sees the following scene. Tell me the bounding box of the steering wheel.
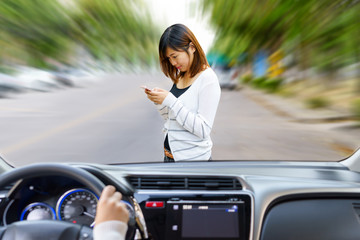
[0,163,132,240]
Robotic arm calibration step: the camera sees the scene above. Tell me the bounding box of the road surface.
[0,73,346,166]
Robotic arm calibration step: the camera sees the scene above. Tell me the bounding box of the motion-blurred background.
[0,0,359,165]
[1,0,359,110]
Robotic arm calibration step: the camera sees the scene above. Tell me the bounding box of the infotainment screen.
[166,201,246,240]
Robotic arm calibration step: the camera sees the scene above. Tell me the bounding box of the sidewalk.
[241,86,360,154]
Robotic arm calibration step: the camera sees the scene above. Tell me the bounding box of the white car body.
[14,67,60,92]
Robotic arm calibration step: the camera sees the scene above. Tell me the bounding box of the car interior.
[0,0,358,239]
[0,149,360,240]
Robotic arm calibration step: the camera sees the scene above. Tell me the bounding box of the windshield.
[0,0,359,166]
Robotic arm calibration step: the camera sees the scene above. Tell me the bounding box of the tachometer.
[20,202,56,221]
[56,188,98,226]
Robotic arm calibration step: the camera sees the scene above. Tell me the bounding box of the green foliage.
[251,76,267,88]
[305,97,330,109]
[241,74,253,84]
[0,0,72,66]
[72,0,160,65]
[262,78,284,92]
[0,0,160,68]
[202,0,360,73]
[351,99,360,120]
[251,76,284,92]
[0,64,15,74]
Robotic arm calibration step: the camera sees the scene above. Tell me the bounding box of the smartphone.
[140,85,152,92]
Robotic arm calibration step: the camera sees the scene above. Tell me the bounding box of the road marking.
[330,142,355,157]
[2,92,140,155]
[0,107,43,113]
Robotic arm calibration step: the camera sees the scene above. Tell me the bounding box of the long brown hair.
[159,24,209,84]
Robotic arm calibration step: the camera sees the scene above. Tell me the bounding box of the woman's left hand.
[146,87,169,104]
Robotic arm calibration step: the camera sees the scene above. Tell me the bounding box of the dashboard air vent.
[127,176,242,190]
[187,177,242,190]
[128,176,186,190]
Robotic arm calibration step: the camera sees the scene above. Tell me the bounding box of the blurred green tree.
[0,0,160,69]
[202,0,360,82]
[70,0,160,67]
[0,0,72,68]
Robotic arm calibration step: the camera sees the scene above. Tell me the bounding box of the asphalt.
[241,86,360,155]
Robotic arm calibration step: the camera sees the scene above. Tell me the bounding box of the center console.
[135,192,252,240]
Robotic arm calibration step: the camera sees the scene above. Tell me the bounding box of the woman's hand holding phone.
[140,85,152,93]
[145,87,169,105]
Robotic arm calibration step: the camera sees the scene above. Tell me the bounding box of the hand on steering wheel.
[0,163,137,240]
[95,185,130,225]
[93,186,130,240]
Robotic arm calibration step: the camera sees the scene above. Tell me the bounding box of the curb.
[240,86,360,156]
[241,86,356,123]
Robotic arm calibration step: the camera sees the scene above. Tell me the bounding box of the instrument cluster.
[4,188,99,227]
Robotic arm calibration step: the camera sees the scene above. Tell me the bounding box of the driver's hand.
[95,185,129,225]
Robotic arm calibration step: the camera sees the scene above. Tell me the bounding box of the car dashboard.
[0,176,99,227]
[1,160,360,240]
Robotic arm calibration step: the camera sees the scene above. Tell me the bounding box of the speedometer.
[56,188,98,226]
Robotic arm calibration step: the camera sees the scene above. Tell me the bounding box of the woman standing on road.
[143,24,221,162]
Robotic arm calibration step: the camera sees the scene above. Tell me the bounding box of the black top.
[164,84,191,152]
[169,84,191,98]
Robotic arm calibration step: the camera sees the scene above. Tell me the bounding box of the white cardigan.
[157,68,221,161]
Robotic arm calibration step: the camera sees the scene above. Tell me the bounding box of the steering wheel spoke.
[0,220,89,240]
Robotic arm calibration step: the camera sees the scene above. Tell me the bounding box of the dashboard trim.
[2,199,14,226]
